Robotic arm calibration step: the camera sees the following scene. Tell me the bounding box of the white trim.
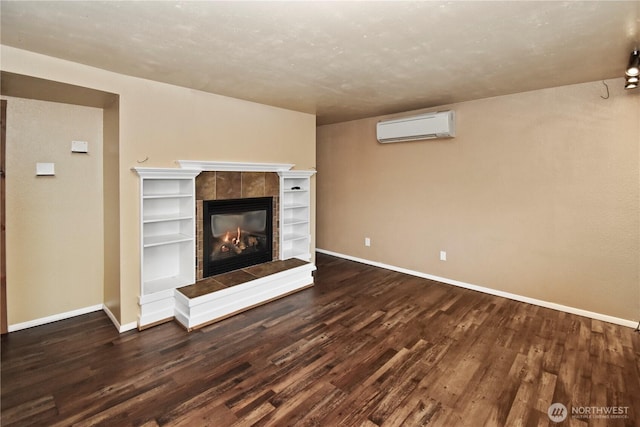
[132,167,201,179]
[103,304,120,330]
[119,321,138,333]
[103,305,137,333]
[177,160,294,172]
[8,304,138,333]
[277,170,317,179]
[138,289,175,328]
[7,304,104,332]
[316,249,638,329]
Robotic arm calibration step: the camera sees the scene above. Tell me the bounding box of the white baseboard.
[103,305,138,333]
[316,249,638,329]
[8,304,104,332]
[8,304,138,333]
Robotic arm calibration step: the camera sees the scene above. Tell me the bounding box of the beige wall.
[317,79,639,322]
[103,100,120,320]
[1,45,316,327]
[3,96,104,324]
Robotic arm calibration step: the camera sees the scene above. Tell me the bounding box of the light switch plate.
[71,140,88,153]
[36,162,55,176]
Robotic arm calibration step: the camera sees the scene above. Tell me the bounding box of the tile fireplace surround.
[195,170,281,281]
[136,161,316,331]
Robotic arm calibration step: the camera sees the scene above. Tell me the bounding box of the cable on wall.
[600,81,610,99]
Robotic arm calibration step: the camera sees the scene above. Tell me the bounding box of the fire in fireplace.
[203,197,273,277]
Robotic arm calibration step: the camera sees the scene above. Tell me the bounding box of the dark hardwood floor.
[2,253,639,426]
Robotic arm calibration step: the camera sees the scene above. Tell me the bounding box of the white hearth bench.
[175,258,315,330]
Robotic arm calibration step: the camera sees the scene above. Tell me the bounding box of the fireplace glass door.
[203,197,273,277]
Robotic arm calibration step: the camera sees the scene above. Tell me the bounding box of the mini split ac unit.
[376,111,455,143]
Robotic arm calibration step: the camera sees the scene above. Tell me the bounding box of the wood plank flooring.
[2,253,639,426]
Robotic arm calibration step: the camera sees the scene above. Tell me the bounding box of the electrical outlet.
[440,251,447,261]
[365,237,371,247]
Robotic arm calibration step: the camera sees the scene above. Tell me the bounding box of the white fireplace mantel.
[177,160,295,172]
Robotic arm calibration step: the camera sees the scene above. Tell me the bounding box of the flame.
[223,227,243,245]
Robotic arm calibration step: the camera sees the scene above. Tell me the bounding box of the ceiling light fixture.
[624,49,639,90]
[626,49,639,77]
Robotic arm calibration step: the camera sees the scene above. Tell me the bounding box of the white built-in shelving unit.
[278,170,316,261]
[133,167,200,327]
[133,162,316,330]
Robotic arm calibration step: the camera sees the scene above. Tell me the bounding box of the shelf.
[283,203,308,210]
[283,251,312,261]
[143,193,193,200]
[144,275,192,294]
[135,169,198,329]
[279,170,315,262]
[143,233,193,248]
[132,167,201,180]
[283,217,308,226]
[277,170,316,179]
[283,233,309,242]
[143,213,193,223]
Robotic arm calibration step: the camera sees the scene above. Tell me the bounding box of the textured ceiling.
[1,1,638,124]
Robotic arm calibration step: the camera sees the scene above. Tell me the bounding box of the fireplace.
[203,197,273,277]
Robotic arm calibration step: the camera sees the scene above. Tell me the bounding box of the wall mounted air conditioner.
[376,111,455,143]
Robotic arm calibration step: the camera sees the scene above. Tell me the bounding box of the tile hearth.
[179,258,309,299]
